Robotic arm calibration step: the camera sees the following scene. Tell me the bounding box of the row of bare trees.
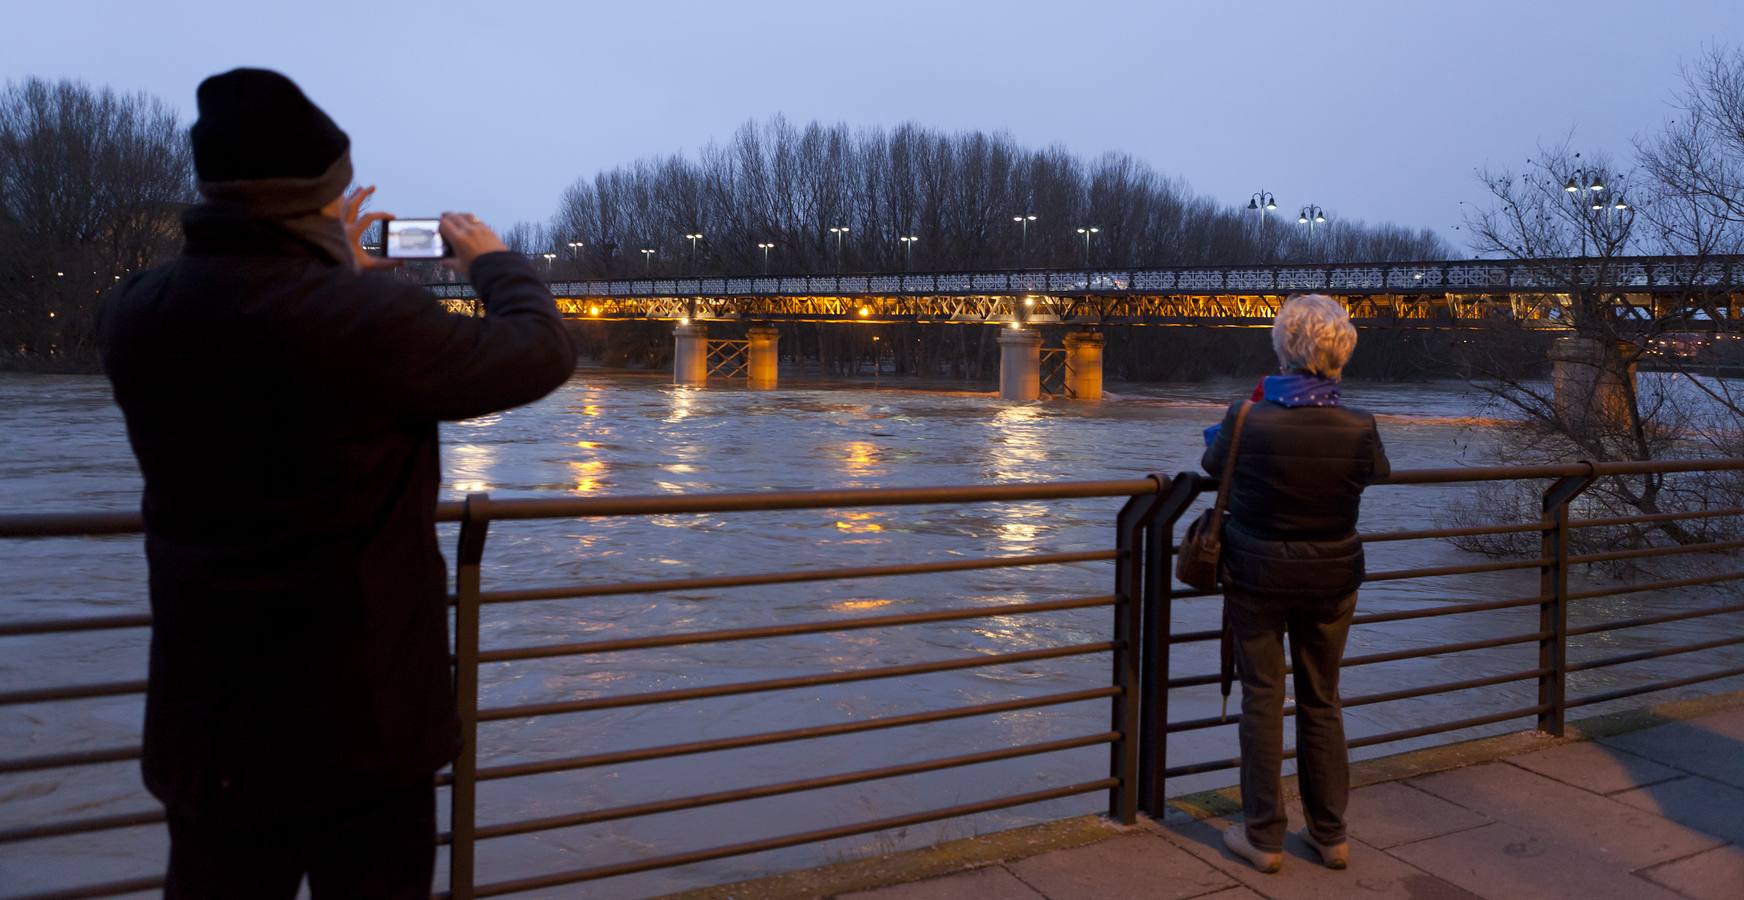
[513,118,1447,278]
[0,78,193,364]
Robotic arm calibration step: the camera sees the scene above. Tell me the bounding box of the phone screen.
[384,219,447,258]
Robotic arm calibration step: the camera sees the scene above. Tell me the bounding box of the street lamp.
[1298,204,1327,238]
[639,248,655,273]
[1563,167,1614,256]
[898,235,918,271]
[1247,190,1278,234]
[1012,214,1037,261]
[757,242,775,274]
[684,233,703,272]
[829,226,850,269]
[541,252,556,271]
[1076,227,1100,267]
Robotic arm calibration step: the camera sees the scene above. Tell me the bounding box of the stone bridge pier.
[747,326,780,389]
[1550,335,1638,429]
[997,328,1042,401]
[673,321,707,385]
[997,328,1105,401]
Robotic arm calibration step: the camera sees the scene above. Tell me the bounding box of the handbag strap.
[1212,400,1255,518]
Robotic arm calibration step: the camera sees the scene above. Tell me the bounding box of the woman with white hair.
[1201,294,1391,874]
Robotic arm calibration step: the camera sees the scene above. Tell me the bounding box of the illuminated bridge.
[427,255,1744,328]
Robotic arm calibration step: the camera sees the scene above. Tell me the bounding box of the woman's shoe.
[1222,824,1282,873]
[1299,828,1350,869]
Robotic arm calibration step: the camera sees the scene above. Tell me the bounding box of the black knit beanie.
[190,69,352,213]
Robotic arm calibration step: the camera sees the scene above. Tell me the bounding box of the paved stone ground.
[839,706,1744,900]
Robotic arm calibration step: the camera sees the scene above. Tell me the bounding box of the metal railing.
[704,338,749,379]
[3,459,1743,899]
[420,253,1744,301]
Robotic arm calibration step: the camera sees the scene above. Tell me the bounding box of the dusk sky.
[4,0,1740,252]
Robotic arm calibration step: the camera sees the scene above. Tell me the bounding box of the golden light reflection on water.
[448,441,498,494]
[834,511,885,533]
[828,598,894,612]
[666,388,697,423]
[995,502,1047,550]
[836,440,882,476]
[986,405,1047,483]
[567,459,607,495]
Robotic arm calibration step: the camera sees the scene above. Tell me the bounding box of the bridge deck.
[428,256,1743,326]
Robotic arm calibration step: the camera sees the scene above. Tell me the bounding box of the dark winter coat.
[98,207,576,816]
[1200,399,1391,599]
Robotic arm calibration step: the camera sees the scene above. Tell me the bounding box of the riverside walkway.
[679,694,1744,900]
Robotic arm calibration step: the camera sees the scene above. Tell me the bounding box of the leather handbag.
[1174,400,1253,592]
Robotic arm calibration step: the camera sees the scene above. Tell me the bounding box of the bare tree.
[0,78,192,366]
[1456,48,1744,551]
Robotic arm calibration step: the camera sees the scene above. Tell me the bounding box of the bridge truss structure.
[427,256,1744,329]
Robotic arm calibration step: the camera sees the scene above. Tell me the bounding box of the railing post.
[451,493,491,900]
[1109,483,1162,824]
[1138,473,1204,818]
[1537,468,1594,735]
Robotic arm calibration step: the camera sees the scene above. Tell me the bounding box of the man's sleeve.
[1200,403,1238,475]
[350,252,577,421]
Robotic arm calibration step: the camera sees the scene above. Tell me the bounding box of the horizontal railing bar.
[1567,634,1744,673]
[1366,557,1552,582]
[480,595,1117,662]
[1344,703,1554,750]
[1351,595,1548,626]
[478,641,1119,721]
[0,613,152,638]
[0,680,146,707]
[1361,521,1541,543]
[1567,663,1744,708]
[1569,569,1744,600]
[1164,666,1550,733]
[1567,602,1744,637]
[0,501,466,538]
[6,461,1743,540]
[1167,594,1548,645]
[0,745,141,775]
[1570,538,1744,566]
[481,480,1160,521]
[458,686,1120,784]
[0,809,165,845]
[471,778,1119,896]
[1167,630,1549,689]
[465,732,1118,843]
[6,875,166,900]
[480,550,1120,605]
[1162,703,1551,777]
[1571,506,1744,530]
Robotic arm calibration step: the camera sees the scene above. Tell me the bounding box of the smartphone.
[382,218,451,259]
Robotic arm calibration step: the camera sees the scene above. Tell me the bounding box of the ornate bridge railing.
[3,459,1743,898]
[425,255,1744,303]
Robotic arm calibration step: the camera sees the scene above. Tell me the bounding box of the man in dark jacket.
[1200,294,1389,875]
[97,69,575,897]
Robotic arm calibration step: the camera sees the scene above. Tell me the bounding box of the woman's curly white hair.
[1272,294,1357,378]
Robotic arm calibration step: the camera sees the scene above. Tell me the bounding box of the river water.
[2,370,1740,897]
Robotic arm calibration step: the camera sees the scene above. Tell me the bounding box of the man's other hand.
[342,185,401,271]
[440,213,512,279]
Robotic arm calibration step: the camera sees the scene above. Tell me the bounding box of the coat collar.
[180,204,346,266]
